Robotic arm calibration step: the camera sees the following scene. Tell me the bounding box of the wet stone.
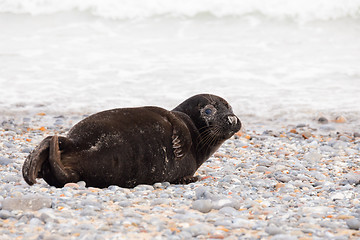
[318,116,329,124]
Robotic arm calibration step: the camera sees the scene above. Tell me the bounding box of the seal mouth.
[201,114,241,141]
[226,114,241,133]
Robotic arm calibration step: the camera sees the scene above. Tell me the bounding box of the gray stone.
[191,200,212,213]
[212,198,240,210]
[346,219,360,230]
[21,148,32,153]
[275,174,291,183]
[184,224,212,237]
[0,210,13,219]
[318,117,328,124]
[80,209,97,216]
[77,181,86,188]
[218,206,239,216]
[339,135,351,142]
[2,196,52,211]
[214,218,233,227]
[0,156,12,165]
[265,224,284,235]
[178,231,192,239]
[29,217,43,226]
[153,183,163,189]
[195,186,213,200]
[258,159,272,167]
[134,184,154,191]
[232,218,254,229]
[255,166,269,172]
[151,198,169,206]
[271,234,297,240]
[303,151,322,162]
[342,173,360,185]
[3,142,15,148]
[330,192,345,201]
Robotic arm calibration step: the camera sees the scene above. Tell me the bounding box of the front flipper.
[143,107,193,161]
[173,175,200,184]
[48,135,80,186]
[172,129,187,160]
[168,112,192,161]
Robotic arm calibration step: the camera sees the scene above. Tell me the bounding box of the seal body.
[22,94,241,188]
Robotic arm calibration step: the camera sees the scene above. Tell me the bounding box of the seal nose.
[228,115,238,125]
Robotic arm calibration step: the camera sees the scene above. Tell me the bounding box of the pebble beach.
[0,113,359,239]
[1,0,360,239]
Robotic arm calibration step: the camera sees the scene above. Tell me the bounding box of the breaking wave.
[0,0,360,22]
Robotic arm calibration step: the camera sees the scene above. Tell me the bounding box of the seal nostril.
[228,115,237,125]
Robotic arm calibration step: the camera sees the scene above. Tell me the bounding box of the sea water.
[0,0,359,128]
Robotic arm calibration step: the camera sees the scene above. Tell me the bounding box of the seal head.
[173,94,241,165]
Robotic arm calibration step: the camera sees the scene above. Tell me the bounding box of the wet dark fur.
[22,94,241,188]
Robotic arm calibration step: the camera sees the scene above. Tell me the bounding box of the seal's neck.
[195,137,224,167]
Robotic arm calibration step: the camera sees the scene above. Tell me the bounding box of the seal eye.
[204,108,212,115]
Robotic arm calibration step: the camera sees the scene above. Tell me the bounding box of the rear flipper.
[22,136,52,185]
[22,135,80,187]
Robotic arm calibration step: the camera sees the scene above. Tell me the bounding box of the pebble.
[218,206,239,216]
[346,219,360,230]
[265,224,284,235]
[184,224,212,237]
[0,156,12,165]
[317,116,329,124]
[2,195,52,211]
[0,115,359,239]
[191,200,212,213]
[342,172,360,185]
[0,210,13,219]
[330,192,345,201]
[211,198,240,210]
[64,182,80,189]
[335,116,347,123]
[303,151,322,162]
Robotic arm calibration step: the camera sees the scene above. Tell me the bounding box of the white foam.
[0,0,359,23]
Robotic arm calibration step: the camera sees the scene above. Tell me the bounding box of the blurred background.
[0,0,359,128]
